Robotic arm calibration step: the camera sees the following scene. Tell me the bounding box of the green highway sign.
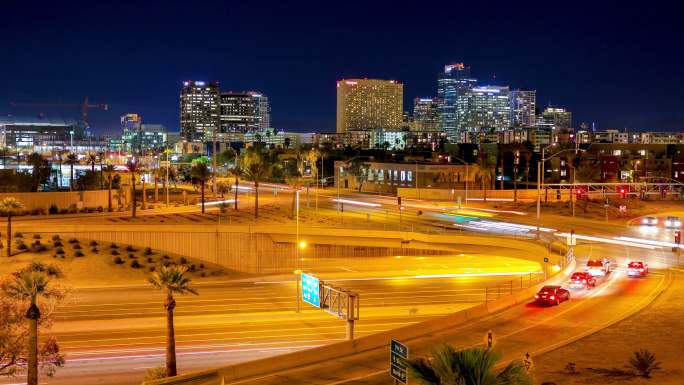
[390,339,408,384]
[301,273,321,308]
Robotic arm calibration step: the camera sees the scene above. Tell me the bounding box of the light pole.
[540,143,557,202]
[165,148,171,206]
[536,147,587,230]
[449,156,469,206]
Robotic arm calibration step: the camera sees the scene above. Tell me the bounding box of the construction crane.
[10,96,109,128]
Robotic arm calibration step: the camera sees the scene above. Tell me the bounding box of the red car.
[534,285,570,306]
[569,272,597,289]
[627,261,649,277]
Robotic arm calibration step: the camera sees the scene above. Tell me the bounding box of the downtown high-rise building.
[219,91,271,133]
[437,63,477,140]
[336,79,403,133]
[456,86,512,132]
[412,97,441,131]
[510,90,536,127]
[180,80,220,141]
[540,106,572,131]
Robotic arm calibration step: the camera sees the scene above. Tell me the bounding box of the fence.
[0,190,119,211]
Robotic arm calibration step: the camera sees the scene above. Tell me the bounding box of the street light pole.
[296,189,300,313]
[536,161,541,232]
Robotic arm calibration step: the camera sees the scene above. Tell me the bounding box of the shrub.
[97,206,103,212]
[14,232,23,238]
[73,244,82,250]
[55,247,65,255]
[130,260,142,269]
[59,208,69,214]
[147,257,154,263]
[128,253,136,259]
[32,243,48,253]
[179,257,188,265]
[53,240,63,247]
[14,262,63,278]
[148,266,156,272]
[89,240,98,246]
[110,243,119,249]
[143,367,167,382]
[143,247,153,256]
[68,238,79,244]
[199,263,205,269]
[162,260,171,267]
[74,250,84,257]
[30,208,45,215]
[91,247,99,254]
[33,234,42,240]
[51,234,61,241]
[200,272,206,277]
[125,245,136,252]
[110,249,120,256]
[113,256,124,264]
[17,242,28,251]
[189,264,196,272]
[628,349,661,378]
[48,205,59,215]
[162,255,170,260]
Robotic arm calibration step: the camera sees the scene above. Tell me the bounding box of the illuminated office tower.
[510,89,536,127]
[336,79,403,133]
[412,97,441,131]
[437,63,477,139]
[456,86,511,131]
[180,80,220,141]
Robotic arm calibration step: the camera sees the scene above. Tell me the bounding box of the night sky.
[2,1,683,134]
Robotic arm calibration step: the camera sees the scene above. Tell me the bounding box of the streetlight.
[536,147,587,230]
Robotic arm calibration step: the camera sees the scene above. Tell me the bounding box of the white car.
[641,216,658,226]
[665,216,682,228]
[585,259,611,277]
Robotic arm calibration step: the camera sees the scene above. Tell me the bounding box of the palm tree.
[26,152,49,192]
[0,197,23,257]
[126,159,141,218]
[65,153,78,191]
[148,266,198,377]
[476,154,496,203]
[241,150,274,219]
[98,151,105,189]
[87,153,97,173]
[190,160,211,214]
[4,271,62,385]
[228,164,242,211]
[407,344,532,385]
[103,164,116,211]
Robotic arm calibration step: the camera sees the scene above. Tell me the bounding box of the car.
[641,216,658,226]
[534,285,570,306]
[585,258,611,276]
[627,261,649,277]
[664,216,682,228]
[569,272,597,289]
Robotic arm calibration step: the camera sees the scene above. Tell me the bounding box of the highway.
[0,254,541,385]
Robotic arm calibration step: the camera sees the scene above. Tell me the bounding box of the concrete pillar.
[346,320,354,340]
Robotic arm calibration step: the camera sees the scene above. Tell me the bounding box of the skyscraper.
[456,86,512,132]
[336,79,403,133]
[180,80,220,141]
[510,90,536,127]
[219,91,271,133]
[541,106,572,131]
[412,97,440,131]
[437,63,477,140]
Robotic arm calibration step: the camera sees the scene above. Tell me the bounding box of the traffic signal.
[619,187,626,199]
[675,231,681,245]
[575,188,583,199]
[662,188,668,198]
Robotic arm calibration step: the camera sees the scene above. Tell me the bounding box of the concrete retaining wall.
[0,190,116,211]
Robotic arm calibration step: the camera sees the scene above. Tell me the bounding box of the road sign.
[301,273,321,308]
[390,339,408,384]
[523,352,534,373]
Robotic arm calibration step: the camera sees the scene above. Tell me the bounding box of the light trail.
[195,199,237,206]
[614,236,682,249]
[554,232,658,250]
[331,198,381,207]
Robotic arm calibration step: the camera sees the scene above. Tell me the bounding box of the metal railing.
[484,271,544,302]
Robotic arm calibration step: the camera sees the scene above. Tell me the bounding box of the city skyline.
[1,2,683,134]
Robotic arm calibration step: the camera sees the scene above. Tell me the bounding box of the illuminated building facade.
[336,79,403,133]
[219,91,271,133]
[437,63,477,140]
[510,89,536,127]
[180,80,220,141]
[456,86,511,132]
[412,97,441,132]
